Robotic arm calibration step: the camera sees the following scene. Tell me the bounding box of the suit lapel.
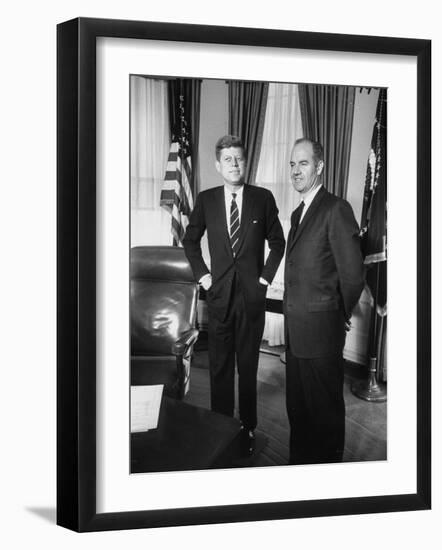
[213,186,233,257]
[288,186,327,254]
[236,184,253,255]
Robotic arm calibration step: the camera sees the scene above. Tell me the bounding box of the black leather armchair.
[130,246,199,399]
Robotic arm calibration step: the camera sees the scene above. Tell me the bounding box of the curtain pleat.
[255,82,303,221]
[130,76,172,246]
[228,81,269,185]
[298,84,355,198]
[131,77,170,210]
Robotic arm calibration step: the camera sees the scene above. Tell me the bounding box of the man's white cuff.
[199,273,212,285]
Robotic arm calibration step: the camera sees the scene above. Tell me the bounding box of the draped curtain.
[255,82,303,220]
[228,81,269,185]
[255,83,304,345]
[130,76,171,246]
[298,84,355,198]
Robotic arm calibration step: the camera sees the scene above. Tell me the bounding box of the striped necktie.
[230,192,240,256]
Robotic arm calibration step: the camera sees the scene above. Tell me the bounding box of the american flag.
[160,92,193,246]
[360,88,387,317]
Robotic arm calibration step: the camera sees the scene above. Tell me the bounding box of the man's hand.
[345,320,352,332]
[199,273,212,291]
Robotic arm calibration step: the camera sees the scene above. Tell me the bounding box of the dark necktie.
[230,193,240,256]
[290,200,305,238]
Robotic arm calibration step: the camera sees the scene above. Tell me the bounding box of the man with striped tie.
[183,135,285,455]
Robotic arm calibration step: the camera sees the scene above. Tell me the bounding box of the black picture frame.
[57,17,431,532]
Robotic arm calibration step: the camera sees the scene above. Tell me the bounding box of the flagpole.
[351,262,387,402]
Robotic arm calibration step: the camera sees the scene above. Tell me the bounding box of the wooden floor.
[184,346,387,467]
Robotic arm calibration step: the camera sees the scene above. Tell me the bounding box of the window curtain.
[255,83,304,345]
[228,81,269,185]
[255,82,303,220]
[130,76,171,246]
[298,84,355,198]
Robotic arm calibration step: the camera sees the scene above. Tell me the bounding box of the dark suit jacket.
[183,184,285,321]
[284,186,365,358]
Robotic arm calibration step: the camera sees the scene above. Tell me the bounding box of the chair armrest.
[172,328,199,356]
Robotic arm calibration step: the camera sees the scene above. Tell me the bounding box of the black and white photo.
[129,75,387,472]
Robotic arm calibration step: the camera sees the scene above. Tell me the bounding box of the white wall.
[198,79,228,191]
[2,1,440,549]
[195,79,229,266]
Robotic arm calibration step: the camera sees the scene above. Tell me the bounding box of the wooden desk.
[131,396,241,473]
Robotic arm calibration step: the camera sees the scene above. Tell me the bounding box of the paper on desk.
[130,385,164,433]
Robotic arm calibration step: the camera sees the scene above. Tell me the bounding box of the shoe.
[240,427,256,457]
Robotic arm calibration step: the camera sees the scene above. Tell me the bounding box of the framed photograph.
[57,17,431,532]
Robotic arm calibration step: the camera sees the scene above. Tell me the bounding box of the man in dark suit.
[284,138,365,465]
[183,135,285,454]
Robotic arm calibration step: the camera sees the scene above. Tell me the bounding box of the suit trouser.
[285,345,345,464]
[208,276,265,431]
